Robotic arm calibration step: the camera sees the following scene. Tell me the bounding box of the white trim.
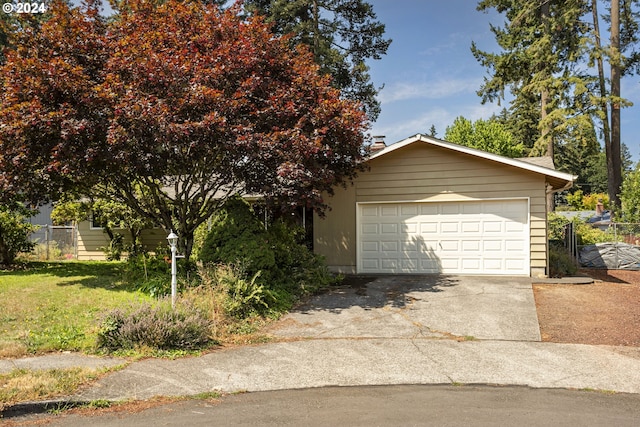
[356,198,531,276]
[369,134,576,183]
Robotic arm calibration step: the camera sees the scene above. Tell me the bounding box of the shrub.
[575,222,617,245]
[199,198,338,315]
[547,212,571,241]
[123,252,172,297]
[548,245,577,278]
[96,299,213,351]
[199,197,275,281]
[0,203,37,265]
[218,268,275,318]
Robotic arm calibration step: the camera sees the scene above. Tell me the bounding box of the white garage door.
[358,200,529,275]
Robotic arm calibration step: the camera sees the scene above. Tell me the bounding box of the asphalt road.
[20,385,640,426]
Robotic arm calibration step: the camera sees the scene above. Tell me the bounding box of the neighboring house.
[313,134,575,278]
[76,216,166,261]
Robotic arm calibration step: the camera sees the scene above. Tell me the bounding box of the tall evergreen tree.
[245,0,391,121]
[589,0,640,211]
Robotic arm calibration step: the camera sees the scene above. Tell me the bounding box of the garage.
[314,134,575,277]
[357,199,530,275]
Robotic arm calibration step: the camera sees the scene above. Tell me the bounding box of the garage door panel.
[381,205,398,216]
[380,223,398,234]
[462,222,480,233]
[362,241,379,252]
[441,222,459,233]
[462,240,480,251]
[381,259,398,270]
[358,200,529,275]
[420,222,438,233]
[420,205,438,215]
[440,240,459,251]
[362,224,378,234]
[506,222,525,232]
[483,240,502,251]
[482,221,503,233]
[401,205,418,216]
[403,222,418,233]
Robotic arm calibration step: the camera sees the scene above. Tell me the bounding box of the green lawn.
[0,262,153,357]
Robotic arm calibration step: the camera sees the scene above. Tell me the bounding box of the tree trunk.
[540,0,555,213]
[591,0,612,163]
[608,0,623,212]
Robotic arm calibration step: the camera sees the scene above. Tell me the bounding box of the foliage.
[548,244,578,278]
[199,198,338,313]
[619,163,640,223]
[444,116,524,157]
[566,190,609,211]
[96,299,213,351]
[0,202,37,265]
[217,267,275,319]
[474,0,640,209]
[575,222,616,245]
[0,0,369,261]
[547,212,571,241]
[472,0,590,158]
[245,0,391,121]
[52,195,155,259]
[124,250,172,298]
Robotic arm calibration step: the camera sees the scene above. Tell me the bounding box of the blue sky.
[366,0,640,162]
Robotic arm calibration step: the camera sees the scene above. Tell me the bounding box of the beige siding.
[315,143,549,276]
[313,184,357,273]
[77,221,167,261]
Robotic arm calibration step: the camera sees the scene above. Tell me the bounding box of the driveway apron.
[268,275,541,342]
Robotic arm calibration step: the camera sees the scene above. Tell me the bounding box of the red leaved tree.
[0,0,369,259]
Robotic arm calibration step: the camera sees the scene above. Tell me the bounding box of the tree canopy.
[0,0,369,258]
[473,0,640,210]
[444,116,525,158]
[245,0,391,121]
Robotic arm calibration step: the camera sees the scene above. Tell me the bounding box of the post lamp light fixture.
[167,231,179,308]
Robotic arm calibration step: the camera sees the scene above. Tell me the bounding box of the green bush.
[96,299,213,351]
[199,198,275,281]
[0,203,37,265]
[575,222,617,245]
[216,267,275,318]
[199,198,338,315]
[123,251,172,297]
[547,212,571,241]
[548,245,577,278]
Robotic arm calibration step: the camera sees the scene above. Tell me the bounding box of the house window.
[90,211,106,230]
[90,211,124,230]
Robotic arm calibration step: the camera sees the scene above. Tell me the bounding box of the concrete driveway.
[269,275,541,342]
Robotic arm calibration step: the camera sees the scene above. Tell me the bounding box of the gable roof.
[369,134,575,191]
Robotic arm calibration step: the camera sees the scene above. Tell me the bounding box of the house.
[313,134,575,278]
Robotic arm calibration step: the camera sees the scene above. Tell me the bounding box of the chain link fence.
[28,225,78,261]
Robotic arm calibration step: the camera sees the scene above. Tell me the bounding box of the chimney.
[371,135,386,152]
[596,199,604,216]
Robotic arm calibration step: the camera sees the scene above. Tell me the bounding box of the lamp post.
[167,230,178,308]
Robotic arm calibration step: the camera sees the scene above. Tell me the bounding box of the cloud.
[378,78,481,104]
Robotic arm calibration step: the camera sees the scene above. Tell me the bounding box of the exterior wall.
[313,183,357,273]
[315,142,548,276]
[76,221,167,260]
